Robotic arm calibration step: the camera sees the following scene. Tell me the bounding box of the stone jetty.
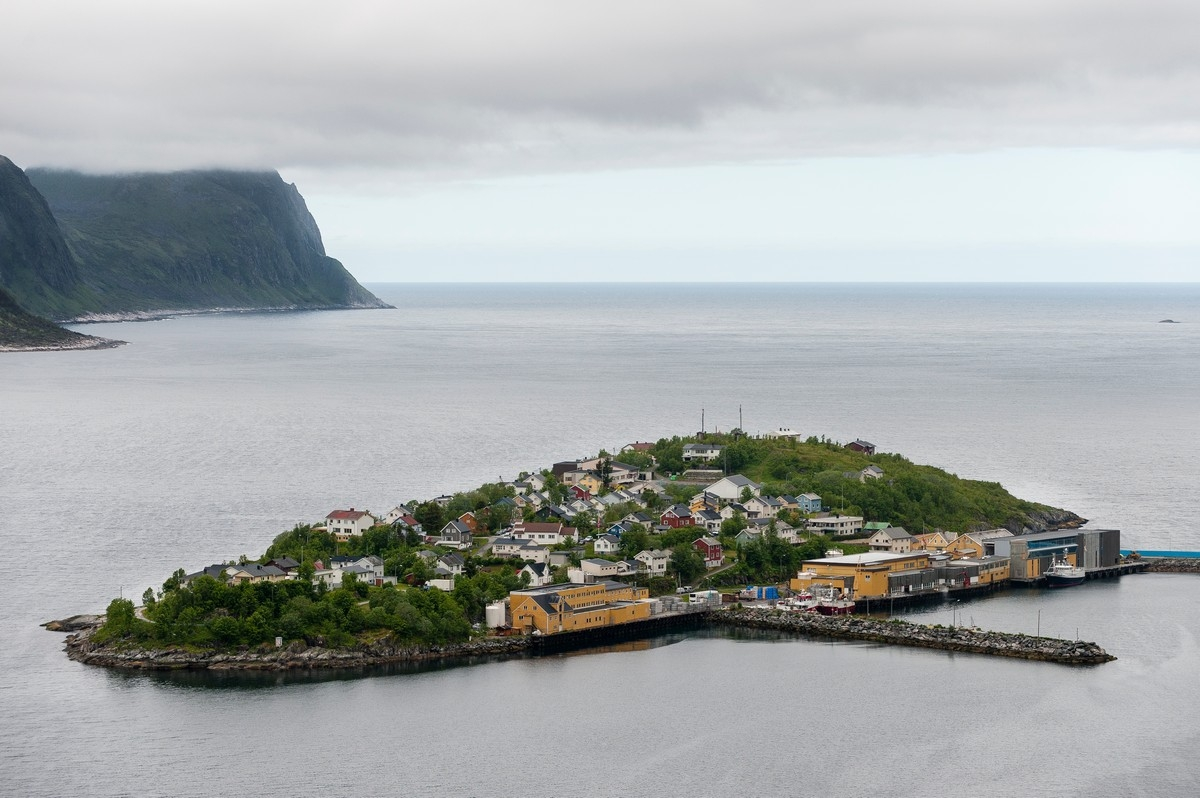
[711,607,1115,665]
[1140,558,1200,574]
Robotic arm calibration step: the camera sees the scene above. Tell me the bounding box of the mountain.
[0,286,118,351]
[3,162,386,321]
[0,155,101,319]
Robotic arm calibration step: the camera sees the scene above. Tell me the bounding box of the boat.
[1044,555,1085,587]
[811,585,855,615]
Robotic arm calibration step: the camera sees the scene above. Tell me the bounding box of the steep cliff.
[14,166,387,320]
[0,155,99,319]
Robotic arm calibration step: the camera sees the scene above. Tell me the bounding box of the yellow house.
[790,552,930,599]
[946,529,1013,559]
[575,472,605,495]
[510,582,650,635]
[913,531,955,551]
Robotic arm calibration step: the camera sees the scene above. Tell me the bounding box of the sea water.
[1,283,1198,796]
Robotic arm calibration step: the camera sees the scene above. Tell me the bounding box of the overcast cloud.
[6,0,1200,176]
[4,2,1199,280]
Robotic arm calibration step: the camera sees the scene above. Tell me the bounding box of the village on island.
[58,429,1153,668]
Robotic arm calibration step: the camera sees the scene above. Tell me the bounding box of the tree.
[414,501,445,532]
[619,525,651,559]
[670,545,706,585]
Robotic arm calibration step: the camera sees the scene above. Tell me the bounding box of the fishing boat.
[811,585,855,615]
[1044,555,1085,587]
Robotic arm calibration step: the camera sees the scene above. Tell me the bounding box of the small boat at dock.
[1045,555,1085,587]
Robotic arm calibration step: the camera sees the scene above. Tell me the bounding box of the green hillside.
[649,433,1081,534]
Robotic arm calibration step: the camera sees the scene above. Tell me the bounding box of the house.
[868,526,918,553]
[806,515,864,537]
[390,514,422,534]
[324,509,375,541]
[946,528,1015,559]
[264,557,299,574]
[661,505,694,528]
[622,511,654,527]
[694,508,723,533]
[569,484,593,500]
[519,562,553,587]
[796,493,822,514]
[682,443,724,462]
[380,505,416,526]
[847,439,877,455]
[509,581,650,635]
[437,520,475,549]
[703,474,762,502]
[457,512,479,533]
[719,503,749,521]
[575,558,625,582]
[860,465,885,481]
[548,549,584,568]
[689,492,721,514]
[594,533,622,555]
[510,521,578,545]
[622,441,655,454]
[743,495,782,519]
[734,528,762,546]
[525,473,548,492]
[563,470,605,495]
[913,531,957,550]
[223,563,287,584]
[694,536,724,568]
[436,553,466,577]
[635,548,670,575]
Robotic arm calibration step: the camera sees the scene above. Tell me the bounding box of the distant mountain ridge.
[0,154,388,327]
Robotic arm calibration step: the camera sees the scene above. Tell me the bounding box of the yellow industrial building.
[509,581,651,635]
[790,552,931,599]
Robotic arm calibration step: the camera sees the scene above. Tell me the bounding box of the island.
[51,432,1126,670]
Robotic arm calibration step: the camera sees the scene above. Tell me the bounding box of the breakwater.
[1140,558,1200,574]
[711,607,1115,665]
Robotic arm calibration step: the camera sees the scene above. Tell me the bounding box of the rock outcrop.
[59,623,530,671]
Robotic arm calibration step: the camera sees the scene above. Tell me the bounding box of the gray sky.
[5,1,1200,281]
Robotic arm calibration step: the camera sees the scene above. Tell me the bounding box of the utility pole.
[701,408,705,434]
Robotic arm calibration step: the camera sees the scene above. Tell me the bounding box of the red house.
[661,504,694,528]
[847,439,876,455]
[693,536,723,569]
[569,484,592,501]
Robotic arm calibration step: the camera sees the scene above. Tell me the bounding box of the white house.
[510,521,577,546]
[519,562,553,587]
[325,509,375,541]
[861,465,885,481]
[743,495,782,519]
[806,515,865,537]
[683,443,724,462]
[703,475,762,502]
[868,527,918,553]
[594,534,622,555]
[635,548,670,575]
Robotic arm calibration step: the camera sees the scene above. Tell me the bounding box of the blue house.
[797,493,822,514]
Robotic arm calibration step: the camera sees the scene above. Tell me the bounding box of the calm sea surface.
[2,283,1199,796]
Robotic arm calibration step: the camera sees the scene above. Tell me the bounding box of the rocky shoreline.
[57,620,530,671]
[51,604,1115,672]
[710,608,1115,665]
